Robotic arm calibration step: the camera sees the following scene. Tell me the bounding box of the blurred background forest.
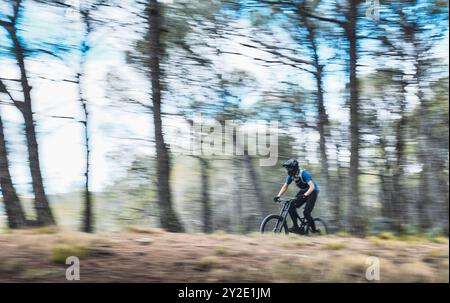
[0,0,448,236]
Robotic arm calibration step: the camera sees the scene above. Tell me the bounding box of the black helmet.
[282,158,299,176]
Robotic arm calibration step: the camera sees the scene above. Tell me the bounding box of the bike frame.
[275,199,309,233]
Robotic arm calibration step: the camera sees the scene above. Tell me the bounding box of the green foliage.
[49,244,89,265]
[424,227,447,240]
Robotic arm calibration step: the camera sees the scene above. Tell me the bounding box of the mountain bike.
[259,198,328,235]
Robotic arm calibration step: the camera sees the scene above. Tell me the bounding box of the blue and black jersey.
[285,169,319,193]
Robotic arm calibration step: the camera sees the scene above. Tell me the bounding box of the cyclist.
[274,159,319,234]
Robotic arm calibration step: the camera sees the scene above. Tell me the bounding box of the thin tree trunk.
[304,15,333,225]
[347,1,362,232]
[391,78,408,227]
[439,167,449,235]
[335,167,344,230]
[199,157,212,233]
[379,136,397,229]
[414,54,433,230]
[147,0,184,232]
[0,113,27,228]
[332,143,343,231]
[232,157,242,233]
[429,160,447,232]
[77,72,93,233]
[78,9,93,233]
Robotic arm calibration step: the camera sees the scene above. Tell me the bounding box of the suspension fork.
[275,200,292,232]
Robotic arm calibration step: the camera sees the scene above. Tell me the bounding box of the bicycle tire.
[260,214,288,234]
[307,217,328,235]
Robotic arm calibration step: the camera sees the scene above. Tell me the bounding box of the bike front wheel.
[260,214,288,234]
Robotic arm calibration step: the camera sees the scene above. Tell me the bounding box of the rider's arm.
[276,183,289,198]
[303,181,315,197]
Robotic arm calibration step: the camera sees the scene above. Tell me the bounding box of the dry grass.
[368,236,409,248]
[371,232,449,245]
[271,260,316,282]
[324,254,372,282]
[135,237,154,245]
[375,231,397,240]
[21,268,61,279]
[281,239,305,248]
[0,260,24,274]
[427,248,449,258]
[209,230,233,241]
[214,246,229,256]
[198,256,227,271]
[393,262,436,282]
[0,228,13,234]
[126,226,164,234]
[29,225,60,234]
[436,259,450,283]
[336,231,351,237]
[0,230,448,282]
[207,266,268,282]
[323,241,346,250]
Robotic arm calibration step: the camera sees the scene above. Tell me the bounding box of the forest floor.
[0,227,448,282]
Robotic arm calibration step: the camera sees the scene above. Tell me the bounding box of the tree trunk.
[78,9,94,233]
[332,143,343,231]
[21,107,55,226]
[78,73,93,233]
[306,18,333,226]
[199,157,212,233]
[414,55,433,230]
[0,113,27,228]
[391,79,408,228]
[335,166,345,231]
[439,166,449,235]
[233,126,266,217]
[243,154,266,217]
[6,18,55,226]
[232,157,242,233]
[347,1,362,232]
[147,0,184,232]
[379,136,398,229]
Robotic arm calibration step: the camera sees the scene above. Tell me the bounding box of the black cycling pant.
[288,190,318,231]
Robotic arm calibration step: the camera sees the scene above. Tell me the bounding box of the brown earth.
[0,228,448,282]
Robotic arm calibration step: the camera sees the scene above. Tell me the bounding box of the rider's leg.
[288,192,306,228]
[303,191,318,232]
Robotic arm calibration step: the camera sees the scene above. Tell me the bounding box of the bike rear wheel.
[307,218,328,235]
[260,214,288,234]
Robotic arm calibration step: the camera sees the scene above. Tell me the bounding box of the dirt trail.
[0,228,448,282]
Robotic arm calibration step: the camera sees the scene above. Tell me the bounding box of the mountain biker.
[274,159,319,234]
